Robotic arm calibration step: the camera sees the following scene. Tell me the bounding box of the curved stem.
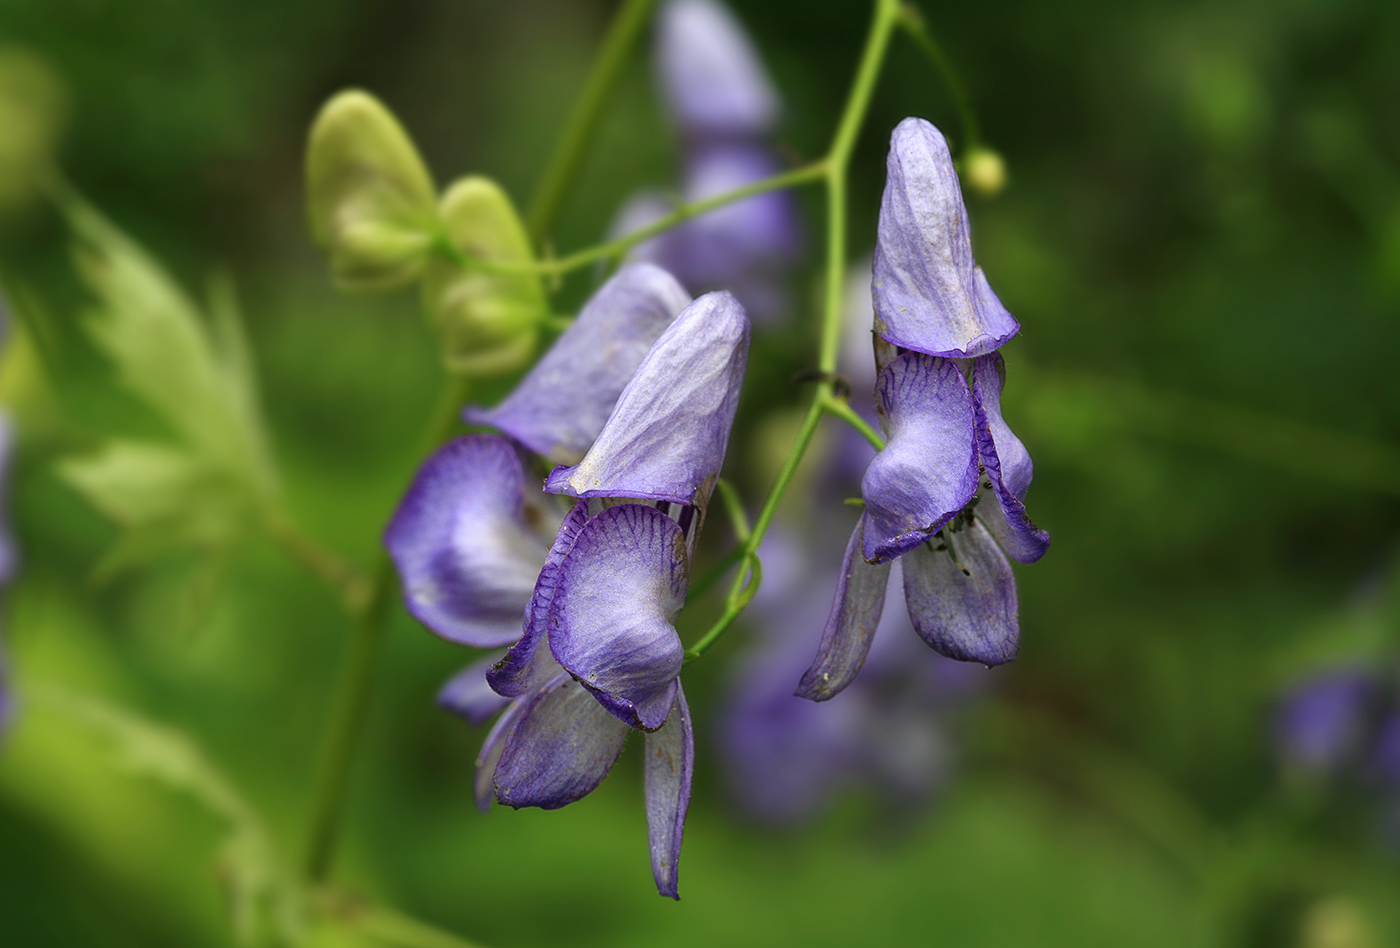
[525,0,659,244]
[302,374,473,883]
[895,4,982,149]
[822,396,885,450]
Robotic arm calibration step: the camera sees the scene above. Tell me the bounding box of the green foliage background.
[1,1,1399,945]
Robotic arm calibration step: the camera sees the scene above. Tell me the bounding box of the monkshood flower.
[872,117,1019,359]
[654,0,778,141]
[1274,668,1374,774]
[470,291,750,899]
[720,539,981,825]
[385,264,690,648]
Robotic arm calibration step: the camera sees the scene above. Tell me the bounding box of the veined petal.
[465,264,690,466]
[489,500,590,698]
[655,0,779,139]
[438,651,511,725]
[871,118,1019,358]
[796,516,892,702]
[549,504,688,731]
[646,684,694,900]
[545,292,749,507]
[861,352,979,562]
[971,354,1050,564]
[474,695,529,812]
[385,435,548,647]
[493,672,631,810]
[902,519,1018,665]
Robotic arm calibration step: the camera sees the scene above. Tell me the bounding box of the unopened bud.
[306,90,439,292]
[422,177,547,377]
[962,146,1006,198]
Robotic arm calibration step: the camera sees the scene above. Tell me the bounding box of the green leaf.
[306,90,440,292]
[422,176,546,377]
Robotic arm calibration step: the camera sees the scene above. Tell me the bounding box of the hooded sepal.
[645,683,694,900]
[548,504,688,731]
[796,516,892,702]
[971,353,1049,563]
[545,291,749,507]
[871,118,1019,358]
[861,352,979,562]
[902,519,1018,665]
[384,435,547,648]
[466,264,691,465]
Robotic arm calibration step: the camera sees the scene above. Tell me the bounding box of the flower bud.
[306,90,439,292]
[962,146,1006,198]
[422,176,547,377]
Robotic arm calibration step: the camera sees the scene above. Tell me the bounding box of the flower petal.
[645,684,694,900]
[871,118,1019,358]
[545,292,749,507]
[493,672,631,809]
[549,504,688,731]
[655,0,779,138]
[972,354,1049,564]
[902,518,1018,665]
[465,264,690,466]
[438,651,511,725]
[488,500,590,698]
[796,516,892,701]
[473,695,529,812]
[384,435,547,647]
[861,352,979,562]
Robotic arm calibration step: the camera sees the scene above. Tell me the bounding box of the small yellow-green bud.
[422,177,548,377]
[306,90,439,292]
[963,146,1007,198]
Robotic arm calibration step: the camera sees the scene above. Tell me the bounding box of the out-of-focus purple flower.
[872,118,1019,359]
[385,264,690,647]
[468,291,750,899]
[721,544,981,825]
[1274,669,1373,774]
[655,0,778,141]
[1372,712,1400,784]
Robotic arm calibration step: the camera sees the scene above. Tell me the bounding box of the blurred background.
[1,0,1399,945]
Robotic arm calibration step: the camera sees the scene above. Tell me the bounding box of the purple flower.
[872,118,1019,359]
[1274,669,1373,774]
[470,291,750,899]
[720,539,981,825]
[385,264,691,647]
[655,0,778,141]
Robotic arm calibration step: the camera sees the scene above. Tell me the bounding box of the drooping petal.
[473,695,529,812]
[545,292,749,507]
[971,354,1049,564]
[655,0,779,139]
[465,264,691,466]
[645,684,694,900]
[861,352,979,562]
[796,516,892,702]
[488,500,590,698]
[902,518,1019,665]
[493,672,631,809]
[384,435,548,647]
[871,118,1019,358]
[438,651,511,726]
[549,504,687,731]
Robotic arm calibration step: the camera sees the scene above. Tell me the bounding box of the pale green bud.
[422,176,547,377]
[306,90,439,292]
[963,146,1007,198]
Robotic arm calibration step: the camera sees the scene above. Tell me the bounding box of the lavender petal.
[902,518,1019,665]
[655,0,779,139]
[971,354,1050,564]
[645,684,694,900]
[796,516,892,702]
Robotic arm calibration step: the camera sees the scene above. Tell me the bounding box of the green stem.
[822,396,885,450]
[263,507,370,611]
[895,4,982,149]
[302,375,473,883]
[525,0,659,244]
[444,163,827,278]
[687,0,900,661]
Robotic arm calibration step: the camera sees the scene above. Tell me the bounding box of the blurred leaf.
[30,684,301,947]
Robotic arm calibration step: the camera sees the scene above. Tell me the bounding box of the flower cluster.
[613,0,799,321]
[799,117,1049,701]
[390,272,749,898]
